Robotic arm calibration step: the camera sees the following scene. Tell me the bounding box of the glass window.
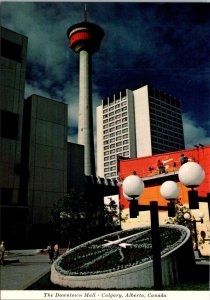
[1,38,22,63]
[123,145,129,150]
[122,128,128,133]
[1,110,19,140]
[123,139,128,145]
[123,151,129,156]
[111,166,116,171]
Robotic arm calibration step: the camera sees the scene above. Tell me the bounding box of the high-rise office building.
[97,85,185,179]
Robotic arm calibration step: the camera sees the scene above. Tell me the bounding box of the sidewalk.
[0,249,51,290]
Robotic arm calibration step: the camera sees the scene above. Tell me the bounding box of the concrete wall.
[20,95,68,246]
[133,85,152,157]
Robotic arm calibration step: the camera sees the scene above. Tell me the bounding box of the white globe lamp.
[160,181,180,200]
[122,174,144,199]
[178,162,205,188]
[184,212,191,220]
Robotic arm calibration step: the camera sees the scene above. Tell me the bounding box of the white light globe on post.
[123,191,133,201]
[184,212,191,220]
[198,211,204,219]
[160,181,180,200]
[178,162,205,188]
[122,174,144,199]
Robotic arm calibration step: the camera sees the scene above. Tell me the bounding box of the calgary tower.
[67,9,104,175]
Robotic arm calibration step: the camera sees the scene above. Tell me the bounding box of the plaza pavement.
[0,249,209,291]
[0,249,52,290]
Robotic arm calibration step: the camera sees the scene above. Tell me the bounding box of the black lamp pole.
[129,199,175,290]
[150,201,162,290]
[193,218,203,251]
[188,190,210,218]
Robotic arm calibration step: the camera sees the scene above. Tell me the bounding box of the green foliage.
[51,191,123,247]
[51,189,87,247]
[166,200,195,242]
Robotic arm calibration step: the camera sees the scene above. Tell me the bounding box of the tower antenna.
[84,4,88,22]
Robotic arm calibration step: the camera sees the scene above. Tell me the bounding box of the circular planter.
[51,225,194,289]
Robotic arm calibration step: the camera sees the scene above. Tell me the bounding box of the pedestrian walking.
[0,241,5,266]
[53,243,59,260]
[47,244,54,263]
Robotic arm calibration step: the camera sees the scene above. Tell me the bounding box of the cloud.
[183,113,210,149]
[2,2,209,150]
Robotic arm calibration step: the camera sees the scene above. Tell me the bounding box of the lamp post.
[178,162,210,217]
[122,174,179,290]
[184,211,204,252]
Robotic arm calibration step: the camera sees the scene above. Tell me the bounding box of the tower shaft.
[67,20,104,176]
[78,50,95,175]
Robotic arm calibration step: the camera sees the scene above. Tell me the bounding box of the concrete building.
[19,95,68,245]
[97,85,185,179]
[0,27,28,247]
[67,15,104,176]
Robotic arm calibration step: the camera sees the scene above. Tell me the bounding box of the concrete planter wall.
[51,225,194,289]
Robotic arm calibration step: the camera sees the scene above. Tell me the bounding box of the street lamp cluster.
[122,161,208,290]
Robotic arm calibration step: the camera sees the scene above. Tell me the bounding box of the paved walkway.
[0,249,209,291]
[0,249,52,290]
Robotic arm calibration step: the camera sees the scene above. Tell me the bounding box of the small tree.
[51,191,125,248]
[51,189,87,248]
[166,199,195,246]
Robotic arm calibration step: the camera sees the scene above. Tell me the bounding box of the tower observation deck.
[67,17,104,176]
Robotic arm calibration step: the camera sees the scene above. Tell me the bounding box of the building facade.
[97,85,185,179]
[19,95,68,245]
[0,27,28,247]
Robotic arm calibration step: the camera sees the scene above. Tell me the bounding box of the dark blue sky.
[2,2,210,148]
